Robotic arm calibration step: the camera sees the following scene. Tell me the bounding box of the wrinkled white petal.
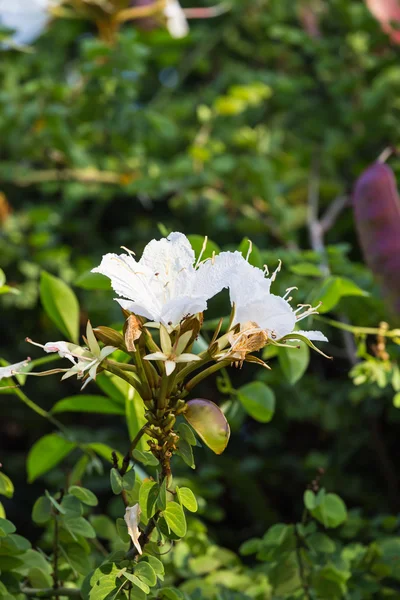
[0,358,31,380]
[292,330,328,342]
[164,0,189,38]
[234,293,296,340]
[124,504,142,555]
[0,0,57,47]
[93,233,220,328]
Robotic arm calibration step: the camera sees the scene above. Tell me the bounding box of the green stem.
[132,349,152,401]
[106,359,138,374]
[174,354,212,385]
[13,388,71,437]
[157,372,170,410]
[315,315,400,338]
[104,361,143,394]
[183,360,231,395]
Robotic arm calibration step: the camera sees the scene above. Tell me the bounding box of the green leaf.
[177,422,197,446]
[237,382,276,423]
[52,395,124,415]
[176,486,198,512]
[290,262,323,277]
[184,398,230,454]
[0,502,5,519]
[86,442,124,465]
[239,538,262,555]
[164,502,187,538]
[139,480,158,522]
[393,392,400,408]
[158,587,185,600]
[278,342,310,385]
[134,561,157,587]
[311,493,347,528]
[75,271,111,290]
[63,516,96,539]
[0,517,16,537]
[110,468,123,495]
[123,571,150,594]
[27,434,76,483]
[40,271,80,343]
[314,276,368,314]
[90,515,117,541]
[157,477,167,511]
[61,494,83,518]
[304,490,316,510]
[116,518,130,544]
[307,532,336,554]
[32,496,52,524]
[132,449,159,466]
[141,554,164,577]
[69,485,98,506]
[238,238,263,268]
[64,543,92,575]
[176,439,195,469]
[126,388,148,452]
[0,472,14,498]
[187,235,220,261]
[28,567,53,589]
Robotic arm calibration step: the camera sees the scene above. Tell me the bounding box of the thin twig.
[120,425,147,476]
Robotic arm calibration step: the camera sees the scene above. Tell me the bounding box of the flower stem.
[104,361,143,394]
[183,360,231,394]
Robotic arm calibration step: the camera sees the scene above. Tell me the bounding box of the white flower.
[144,327,200,375]
[213,251,328,344]
[92,232,238,330]
[164,0,189,38]
[27,322,116,389]
[0,357,31,380]
[124,503,142,555]
[0,0,57,47]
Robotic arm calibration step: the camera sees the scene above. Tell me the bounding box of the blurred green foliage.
[2,0,400,598]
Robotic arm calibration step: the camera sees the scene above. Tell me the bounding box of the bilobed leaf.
[187,235,220,261]
[123,571,150,594]
[40,271,80,343]
[0,472,14,498]
[304,490,317,511]
[32,496,52,524]
[141,554,164,577]
[134,561,157,587]
[63,516,96,539]
[27,434,76,483]
[116,517,130,543]
[159,587,185,600]
[310,493,347,528]
[177,422,197,446]
[279,342,310,385]
[307,532,336,554]
[184,398,230,455]
[69,485,98,506]
[176,486,198,512]
[157,477,167,511]
[28,567,53,589]
[164,502,187,538]
[237,382,276,423]
[52,395,124,415]
[86,442,124,465]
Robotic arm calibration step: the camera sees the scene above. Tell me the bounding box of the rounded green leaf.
[134,561,157,587]
[176,486,198,513]
[311,493,347,529]
[110,468,123,495]
[32,496,52,524]
[237,382,275,423]
[69,485,98,506]
[164,502,187,538]
[40,271,80,343]
[27,434,76,483]
[52,395,124,415]
[184,399,230,455]
[0,472,14,499]
[278,342,310,385]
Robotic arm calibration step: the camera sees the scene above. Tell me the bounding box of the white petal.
[235,294,296,340]
[294,330,328,342]
[164,0,189,38]
[86,320,100,357]
[0,0,55,46]
[115,299,157,322]
[144,352,167,362]
[0,358,31,380]
[99,346,117,360]
[124,504,142,555]
[165,360,176,376]
[175,353,201,363]
[160,295,207,328]
[194,251,246,300]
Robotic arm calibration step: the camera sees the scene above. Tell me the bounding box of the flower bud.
[94,326,125,350]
